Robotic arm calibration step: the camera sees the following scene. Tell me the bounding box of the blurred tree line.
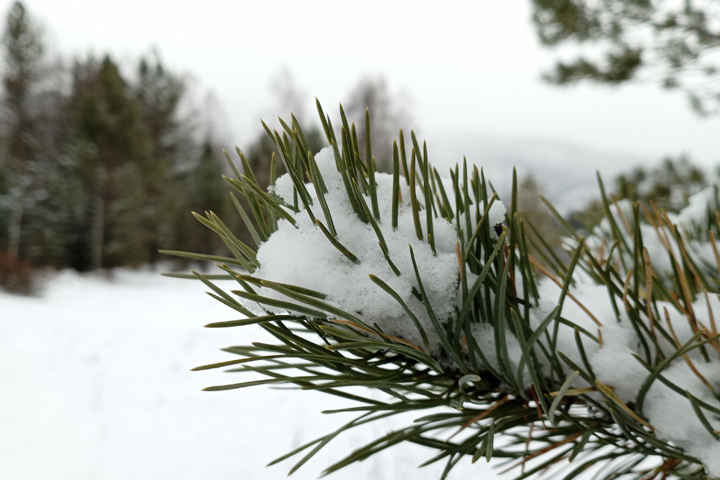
[9,0,706,277]
[0,2,411,275]
[0,1,237,271]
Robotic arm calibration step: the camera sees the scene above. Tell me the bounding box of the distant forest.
[0,1,242,272]
[0,2,409,275]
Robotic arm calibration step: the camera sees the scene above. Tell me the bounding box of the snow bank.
[0,269,495,479]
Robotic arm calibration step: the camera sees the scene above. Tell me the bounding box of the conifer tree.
[71,56,151,269]
[517,173,560,262]
[0,4,225,272]
[135,51,198,264]
[0,1,44,259]
[344,77,410,173]
[192,141,229,257]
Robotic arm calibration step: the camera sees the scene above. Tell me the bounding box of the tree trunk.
[7,182,26,259]
[91,166,107,270]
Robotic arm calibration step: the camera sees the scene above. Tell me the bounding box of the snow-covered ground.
[0,269,496,480]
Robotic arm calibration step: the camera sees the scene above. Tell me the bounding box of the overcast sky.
[14,0,720,174]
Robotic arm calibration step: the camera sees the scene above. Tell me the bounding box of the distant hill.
[425,130,648,215]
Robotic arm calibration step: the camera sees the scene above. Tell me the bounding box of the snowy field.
[0,269,497,480]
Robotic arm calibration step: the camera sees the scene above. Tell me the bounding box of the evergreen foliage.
[71,56,153,268]
[192,141,232,258]
[571,155,711,232]
[175,105,720,480]
[530,0,720,114]
[614,156,708,213]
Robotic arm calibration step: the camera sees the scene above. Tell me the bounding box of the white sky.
[15,0,720,171]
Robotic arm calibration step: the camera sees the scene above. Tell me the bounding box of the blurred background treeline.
[1,0,718,294]
[0,1,234,277]
[0,1,412,291]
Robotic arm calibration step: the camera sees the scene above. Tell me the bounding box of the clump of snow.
[588,320,649,400]
[532,276,720,476]
[529,279,608,373]
[584,189,720,281]
[582,199,676,275]
[255,146,720,474]
[256,147,504,353]
[470,322,528,387]
[646,359,720,476]
[671,188,717,228]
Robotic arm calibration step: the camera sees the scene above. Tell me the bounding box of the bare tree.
[270,68,307,123]
[344,77,411,173]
